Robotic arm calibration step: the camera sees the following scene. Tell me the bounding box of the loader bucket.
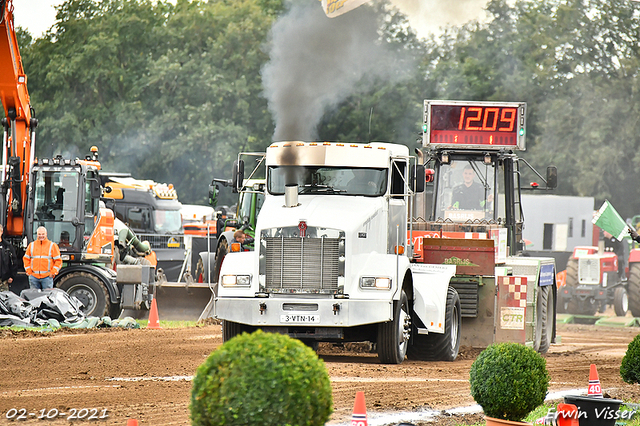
[121,284,215,321]
[154,284,214,321]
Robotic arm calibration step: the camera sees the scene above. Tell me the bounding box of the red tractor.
[558,245,629,316]
[559,223,640,317]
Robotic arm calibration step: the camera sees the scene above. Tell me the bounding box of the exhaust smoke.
[389,0,489,38]
[262,1,413,142]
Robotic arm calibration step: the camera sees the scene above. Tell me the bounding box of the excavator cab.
[26,158,112,264]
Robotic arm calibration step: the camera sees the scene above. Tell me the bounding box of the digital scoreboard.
[423,100,526,150]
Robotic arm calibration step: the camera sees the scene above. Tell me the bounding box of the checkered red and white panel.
[498,275,528,308]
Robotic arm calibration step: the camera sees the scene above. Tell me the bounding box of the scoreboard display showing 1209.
[422,100,527,150]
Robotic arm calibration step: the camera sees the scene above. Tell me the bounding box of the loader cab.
[27,160,100,256]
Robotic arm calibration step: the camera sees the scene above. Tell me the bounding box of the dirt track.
[1,322,639,426]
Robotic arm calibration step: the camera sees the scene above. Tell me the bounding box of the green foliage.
[189,330,333,426]
[469,342,549,422]
[621,334,640,384]
[14,0,640,214]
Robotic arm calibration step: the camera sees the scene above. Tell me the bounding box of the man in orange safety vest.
[23,226,62,290]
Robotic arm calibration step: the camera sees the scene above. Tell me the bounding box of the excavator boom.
[0,0,36,235]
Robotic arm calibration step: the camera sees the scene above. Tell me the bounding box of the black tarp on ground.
[0,289,139,329]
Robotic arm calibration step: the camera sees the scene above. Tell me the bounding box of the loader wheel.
[213,239,229,284]
[533,285,553,354]
[57,272,111,317]
[614,287,629,317]
[407,287,461,362]
[377,290,411,364]
[628,263,640,317]
[222,320,244,342]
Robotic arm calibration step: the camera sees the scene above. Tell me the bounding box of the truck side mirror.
[546,166,557,189]
[410,165,425,193]
[231,160,245,194]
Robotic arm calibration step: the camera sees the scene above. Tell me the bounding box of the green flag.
[592,200,628,241]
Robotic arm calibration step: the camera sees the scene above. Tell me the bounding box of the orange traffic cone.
[587,364,603,398]
[351,391,367,426]
[147,298,162,329]
[556,403,579,426]
[126,420,139,426]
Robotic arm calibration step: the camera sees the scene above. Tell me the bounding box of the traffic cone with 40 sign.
[351,391,368,426]
[587,363,603,398]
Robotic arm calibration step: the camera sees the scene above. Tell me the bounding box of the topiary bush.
[190,330,333,426]
[469,342,549,422]
[621,333,640,384]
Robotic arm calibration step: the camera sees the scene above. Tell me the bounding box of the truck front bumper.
[215,297,393,328]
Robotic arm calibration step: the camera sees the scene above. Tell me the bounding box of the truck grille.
[264,237,341,293]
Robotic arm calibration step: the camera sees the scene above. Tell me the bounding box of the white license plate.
[280,314,320,324]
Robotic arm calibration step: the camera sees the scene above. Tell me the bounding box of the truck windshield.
[154,209,182,233]
[433,159,495,221]
[268,166,387,197]
[32,169,80,243]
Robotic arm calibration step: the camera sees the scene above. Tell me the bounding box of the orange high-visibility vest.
[23,239,62,278]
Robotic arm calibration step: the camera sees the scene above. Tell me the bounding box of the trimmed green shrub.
[621,333,640,384]
[190,330,333,426]
[469,342,549,422]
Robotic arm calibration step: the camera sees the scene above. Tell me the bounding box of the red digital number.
[458,107,517,132]
[458,107,465,130]
[465,107,482,130]
[499,108,516,132]
[483,108,499,131]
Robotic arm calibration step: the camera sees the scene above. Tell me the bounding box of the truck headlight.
[221,275,251,287]
[360,277,391,290]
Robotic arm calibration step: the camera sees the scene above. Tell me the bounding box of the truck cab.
[216,141,454,364]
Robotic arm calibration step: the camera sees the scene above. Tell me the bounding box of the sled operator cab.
[416,100,559,353]
[421,100,558,256]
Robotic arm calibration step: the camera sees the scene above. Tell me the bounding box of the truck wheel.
[628,263,640,317]
[377,290,411,364]
[222,320,243,342]
[407,287,461,361]
[534,285,553,354]
[213,239,229,284]
[56,272,110,317]
[614,287,629,317]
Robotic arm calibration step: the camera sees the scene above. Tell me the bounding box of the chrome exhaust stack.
[284,184,299,208]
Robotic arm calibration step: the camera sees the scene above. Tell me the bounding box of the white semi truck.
[216,100,558,364]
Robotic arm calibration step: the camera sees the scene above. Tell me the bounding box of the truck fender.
[55,264,120,303]
[409,264,456,334]
[629,248,640,264]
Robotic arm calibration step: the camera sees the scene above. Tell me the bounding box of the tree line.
[13,0,640,218]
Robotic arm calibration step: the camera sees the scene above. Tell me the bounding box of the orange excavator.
[0,0,154,318]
